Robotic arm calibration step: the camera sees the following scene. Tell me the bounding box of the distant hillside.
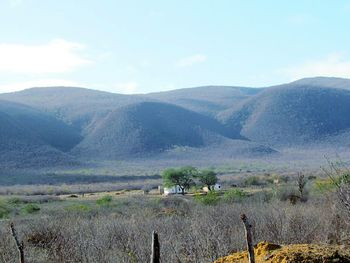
[146,86,261,116]
[0,100,81,151]
[0,100,79,168]
[219,84,350,147]
[291,76,350,90]
[0,87,149,133]
[1,77,350,168]
[74,102,244,159]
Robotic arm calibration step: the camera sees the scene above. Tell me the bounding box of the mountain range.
[1,76,350,168]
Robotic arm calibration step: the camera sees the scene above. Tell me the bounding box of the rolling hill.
[219,83,350,147]
[146,85,261,116]
[0,87,149,133]
[0,100,80,168]
[1,77,350,168]
[73,101,245,159]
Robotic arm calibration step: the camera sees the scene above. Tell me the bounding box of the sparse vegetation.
[96,195,113,206]
[194,191,220,205]
[0,186,348,262]
[244,176,264,186]
[223,189,247,203]
[23,203,40,214]
[0,199,11,218]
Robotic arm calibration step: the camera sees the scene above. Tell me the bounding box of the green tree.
[162,166,197,195]
[198,170,218,191]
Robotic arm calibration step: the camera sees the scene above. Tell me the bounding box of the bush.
[274,185,309,204]
[223,189,247,203]
[308,175,317,181]
[279,175,290,183]
[65,204,91,212]
[23,203,40,214]
[7,197,25,205]
[313,178,336,194]
[194,192,220,205]
[252,190,274,203]
[0,199,11,218]
[96,195,112,206]
[244,176,264,186]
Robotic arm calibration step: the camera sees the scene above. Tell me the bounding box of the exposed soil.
[214,241,350,263]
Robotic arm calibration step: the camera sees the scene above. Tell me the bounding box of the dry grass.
[0,190,349,263]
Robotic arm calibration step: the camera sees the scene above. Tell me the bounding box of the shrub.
[194,192,220,205]
[0,199,11,218]
[65,204,91,212]
[308,175,317,181]
[244,176,264,186]
[279,175,290,183]
[335,172,350,185]
[274,185,309,204]
[96,195,112,206]
[223,189,247,203]
[7,197,25,205]
[23,204,40,214]
[313,178,337,194]
[252,190,274,203]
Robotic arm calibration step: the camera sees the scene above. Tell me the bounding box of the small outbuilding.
[163,185,183,195]
[203,183,222,192]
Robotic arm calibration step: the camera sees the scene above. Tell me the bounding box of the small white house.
[203,183,222,193]
[164,185,184,195]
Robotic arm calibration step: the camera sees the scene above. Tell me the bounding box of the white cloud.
[113,81,139,94]
[0,79,84,93]
[282,53,350,80]
[0,39,92,74]
[176,54,207,67]
[8,0,23,8]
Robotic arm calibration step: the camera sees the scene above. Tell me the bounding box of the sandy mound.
[214,241,350,263]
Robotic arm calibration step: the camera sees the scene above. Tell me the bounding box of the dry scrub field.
[0,171,349,263]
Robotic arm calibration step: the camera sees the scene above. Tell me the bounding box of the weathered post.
[240,214,255,263]
[151,231,160,263]
[10,223,24,263]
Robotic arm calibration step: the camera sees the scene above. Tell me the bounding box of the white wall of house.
[203,183,222,192]
[164,185,183,195]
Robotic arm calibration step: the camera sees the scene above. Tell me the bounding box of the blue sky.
[0,0,350,94]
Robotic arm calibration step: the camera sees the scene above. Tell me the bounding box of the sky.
[0,0,350,94]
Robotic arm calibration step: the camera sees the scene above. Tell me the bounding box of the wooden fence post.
[10,223,24,263]
[150,231,160,263]
[240,214,255,263]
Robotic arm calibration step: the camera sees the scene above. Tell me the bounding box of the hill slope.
[1,77,350,168]
[0,100,82,151]
[219,85,350,147]
[291,76,350,90]
[146,86,261,116]
[0,100,79,168]
[74,102,245,159]
[0,87,149,133]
